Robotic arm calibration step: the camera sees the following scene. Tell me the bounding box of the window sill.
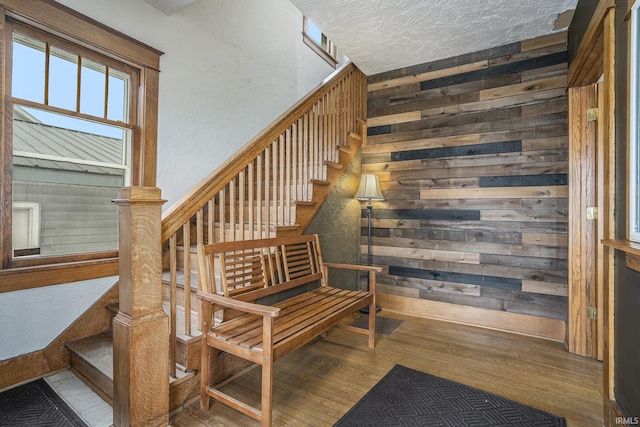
[303,33,337,68]
[0,257,119,293]
[602,239,640,273]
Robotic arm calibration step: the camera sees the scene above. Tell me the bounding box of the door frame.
[567,1,616,424]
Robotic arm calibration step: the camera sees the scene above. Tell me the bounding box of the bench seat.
[205,286,372,355]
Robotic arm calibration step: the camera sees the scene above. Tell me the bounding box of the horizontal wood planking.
[367,60,490,92]
[368,254,567,285]
[367,41,521,85]
[365,235,568,259]
[364,32,569,327]
[522,233,568,246]
[367,111,421,127]
[368,244,480,264]
[420,186,567,200]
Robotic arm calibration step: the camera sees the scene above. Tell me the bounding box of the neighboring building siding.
[13,180,119,256]
[364,32,569,321]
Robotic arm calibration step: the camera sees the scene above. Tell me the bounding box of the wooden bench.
[196,234,381,427]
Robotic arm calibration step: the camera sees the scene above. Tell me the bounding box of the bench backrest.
[197,234,325,302]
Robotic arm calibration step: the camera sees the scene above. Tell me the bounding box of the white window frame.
[12,202,40,253]
[630,1,640,242]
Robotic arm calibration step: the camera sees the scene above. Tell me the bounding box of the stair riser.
[69,352,113,405]
[175,246,199,275]
[178,338,201,372]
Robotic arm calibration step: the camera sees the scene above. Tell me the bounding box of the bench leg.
[200,341,210,410]
[261,354,274,427]
[261,315,275,427]
[368,301,376,349]
[201,303,214,411]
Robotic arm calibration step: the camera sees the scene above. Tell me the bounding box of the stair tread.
[162,270,198,290]
[66,332,113,379]
[324,160,343,170]
[276,224,300,231]
[105,302,118,314]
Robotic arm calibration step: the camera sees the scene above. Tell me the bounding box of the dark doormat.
[334,365,566,427]
[350,316,403,335]
[0,378,88,426]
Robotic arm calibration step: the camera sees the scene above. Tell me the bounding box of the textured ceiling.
[143,0,196,15]
[290,0,578,76]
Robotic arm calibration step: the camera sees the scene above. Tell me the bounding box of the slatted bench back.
[197,234,325,302]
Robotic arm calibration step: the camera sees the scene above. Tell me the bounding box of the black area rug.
[334,365,566,427]
[0,378,88,427]
[350,316,403,335]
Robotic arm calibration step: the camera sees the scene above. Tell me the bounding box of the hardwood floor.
[171,311,603,427]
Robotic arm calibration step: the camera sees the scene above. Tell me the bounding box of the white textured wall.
[55,0,338,207]
[0,277,115,360]
[1,0,339,361]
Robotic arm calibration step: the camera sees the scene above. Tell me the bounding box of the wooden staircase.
[61,62,368,416]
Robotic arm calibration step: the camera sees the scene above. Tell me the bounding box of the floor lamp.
[355,173,384,313]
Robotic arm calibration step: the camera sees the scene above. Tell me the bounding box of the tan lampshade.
[354,173,384,201]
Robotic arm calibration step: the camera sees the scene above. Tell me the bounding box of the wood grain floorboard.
[171,312,603,427]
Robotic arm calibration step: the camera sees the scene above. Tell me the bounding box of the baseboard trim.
[0,350,44,391]
[377,293,566,342]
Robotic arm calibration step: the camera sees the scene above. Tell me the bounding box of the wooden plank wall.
[363,32,569,323]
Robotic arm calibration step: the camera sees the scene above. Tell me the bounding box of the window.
[303,17,338,68]
[630,1,640,242]
[9,26,134,259]
[0,0,161,285]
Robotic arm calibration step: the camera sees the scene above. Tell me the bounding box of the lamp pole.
[366,201,373,267]
[354,173,383,313]
[361,198,381,313]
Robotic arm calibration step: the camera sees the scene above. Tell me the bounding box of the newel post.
[112,187,169,427]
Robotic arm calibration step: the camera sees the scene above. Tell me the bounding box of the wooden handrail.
[161,62,361,242]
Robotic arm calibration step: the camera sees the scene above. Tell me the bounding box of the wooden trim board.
[378,293,566,342]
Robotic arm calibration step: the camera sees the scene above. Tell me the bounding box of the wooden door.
[568,83,604,360]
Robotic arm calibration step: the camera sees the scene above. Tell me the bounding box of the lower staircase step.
[66,331,196,410]
[65,332,114,404]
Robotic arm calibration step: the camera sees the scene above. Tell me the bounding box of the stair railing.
[159,62,367,377]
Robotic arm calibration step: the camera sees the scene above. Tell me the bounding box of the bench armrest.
[197,291,281,317]
[323,263,381,294]
[323,263,383,272]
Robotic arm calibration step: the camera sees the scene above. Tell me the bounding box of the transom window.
[8,24,136,259]
[303,17,338,68]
